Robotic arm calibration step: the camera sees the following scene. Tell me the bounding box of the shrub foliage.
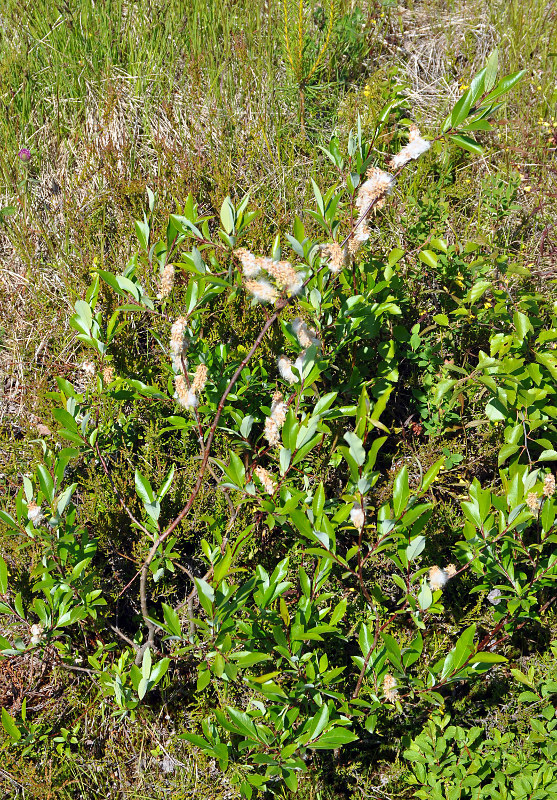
[1,48,556,799]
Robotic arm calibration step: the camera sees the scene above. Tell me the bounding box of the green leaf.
[126,379,167,399]
[165,416,189,430]
[213,545,232,585]
[240,780,253,799]
[170,214,203,240]
[406,535,426,562]
[282,770,298,792]
[308,727,358,749]
[343,432,365,466]
[312,483,325,518]
[382,632,403,671]
[421,457,445,493]
[535,351,557,381]
[498,443,519,466]
[468,279,491,303]
[483,70,526,103]
[197,668,211,692]
[135,219,150,251]
[1,708,21,741]
[485,399,507,422]
[452,623,476,674]
[541,497,556,532]
[0,509,19,530]
[58,429,84,444]
[388,248,405,267]
[240,415,254,439]
[279,447,291,475]
[290,508,314,541]
[162,603,181,638]
[225,451,245,488]
[518,691,540,703]
[419,250,438,268]
[117,275,143,302]
[510,668,535,688]
[306,704,330,742]
[403,631,424,668]
[225,707,259,740]
[311,178,324,216]
[213,742,229,771]
[194,578,215,618]
[142,647,152,680]
[484,49,499,92]
[330,597,347,626]
[36,464,54,504]
[230,651,273,667]
[150,658,170,686]
[358,623,373,657]
[76,332,105,354]
[313,392,338,416]
[539,450,557,462]
[393,465,409,517]
[180,732,211,748]
[137,676,149,700]
[97,269,138,301]
[466,66,488,108]
[430,238,448,253]
[53,408,78,432]
[450,69,487,128]
[135,469,155,505]
[461,119,493,132]
[417,582,432,610]
[513,311,533,341]
[471,652,507,664]
[433,379,457,405]
[74,299,92,332]
[158,466,175,501]
[450,134,483,155]
[0,556,7,595]
[220,196,235,235]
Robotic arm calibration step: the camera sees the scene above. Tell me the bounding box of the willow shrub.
[2,55,555,798]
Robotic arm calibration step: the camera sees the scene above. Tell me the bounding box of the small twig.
[109,624,139,651]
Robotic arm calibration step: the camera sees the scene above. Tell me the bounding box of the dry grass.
[394,0,497,125]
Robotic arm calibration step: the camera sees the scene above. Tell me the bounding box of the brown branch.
[135,304,288,651]
[109,624,139,651]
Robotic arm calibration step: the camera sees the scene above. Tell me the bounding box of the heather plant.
[1,50,556,800]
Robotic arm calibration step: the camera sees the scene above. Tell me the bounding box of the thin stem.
[136,302,289,647]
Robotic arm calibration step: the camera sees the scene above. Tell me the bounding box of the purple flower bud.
[18,148,32,162]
